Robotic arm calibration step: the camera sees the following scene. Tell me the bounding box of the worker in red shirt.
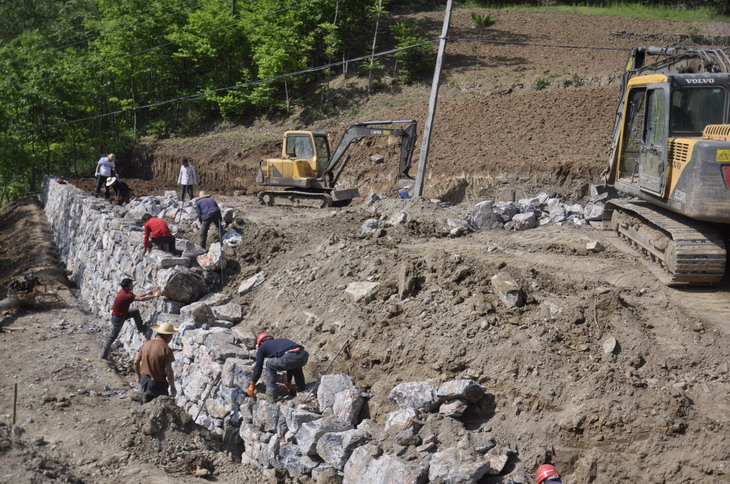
[101,278,159,360]
[141,213,176,255]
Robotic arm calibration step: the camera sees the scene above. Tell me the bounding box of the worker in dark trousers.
[195,191,223,249]
[141,213,176,254]
[248,332,308,401]
[102,278,159,360]
[134,322,179,404]
[106,177,132,206]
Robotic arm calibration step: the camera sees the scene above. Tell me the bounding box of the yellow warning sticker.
[717,150,730,162]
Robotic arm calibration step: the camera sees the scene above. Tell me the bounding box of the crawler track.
[606,199,726,285]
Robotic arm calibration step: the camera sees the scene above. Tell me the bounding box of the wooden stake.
[13,383,17,426]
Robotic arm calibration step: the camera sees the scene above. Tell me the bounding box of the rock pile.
[362,190,606,237]
[234,374,513,482]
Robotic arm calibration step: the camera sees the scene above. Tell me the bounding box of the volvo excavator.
[603,45,730,285]
[256,120,417,207]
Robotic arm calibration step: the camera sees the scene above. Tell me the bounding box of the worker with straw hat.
[133,322,180,404]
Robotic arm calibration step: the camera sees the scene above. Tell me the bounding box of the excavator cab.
[604,45,730,284]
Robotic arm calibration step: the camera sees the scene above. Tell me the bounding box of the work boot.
[284,382,296,397]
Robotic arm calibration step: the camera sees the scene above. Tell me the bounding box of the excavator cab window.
[314,135,330,175]
[619,88,646,178]
[670,87,726,135]
[286,135,314,159]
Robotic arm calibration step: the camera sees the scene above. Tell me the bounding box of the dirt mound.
[0,198,70,298]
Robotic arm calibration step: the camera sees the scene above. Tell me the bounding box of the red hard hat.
[256,332,273,348]
[536,464,560,484]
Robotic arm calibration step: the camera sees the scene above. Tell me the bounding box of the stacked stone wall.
[40,177,517,481]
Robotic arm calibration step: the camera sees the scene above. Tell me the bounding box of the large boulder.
[333,388,365,425]
[179,301,216,327]
[343,446,425,484]
[316,429,372,470]
[318,374,357,413]
[492,201,519,223]
[211,303,243,323]
[384,408,419,432]
[490,272,526,309]
[283,407,322,434]
[429,446,490,483]
[277,444,320,476]
[470,201,503,230]
[389,381,438,412]
[157,267,208,304]
[296,417,352,456]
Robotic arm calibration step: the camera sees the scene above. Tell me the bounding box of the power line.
[48,0,202,51]
[456,37,628,52]
[9,41,435,135]
[2,37,633,137]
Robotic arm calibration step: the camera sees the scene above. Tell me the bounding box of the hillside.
[126,9,729,203]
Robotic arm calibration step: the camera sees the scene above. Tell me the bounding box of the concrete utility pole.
[412,0,453,198]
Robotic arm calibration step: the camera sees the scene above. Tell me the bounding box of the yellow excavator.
[603,45,730,285]
[256,120,417,207]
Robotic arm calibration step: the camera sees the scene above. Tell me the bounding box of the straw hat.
[105,177,117,187]
[150,322,179,334]
[198,190,209,198]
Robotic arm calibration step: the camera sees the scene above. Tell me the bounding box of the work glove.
[247,381,256,398]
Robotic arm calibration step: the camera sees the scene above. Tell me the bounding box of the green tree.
[391,19,434,84]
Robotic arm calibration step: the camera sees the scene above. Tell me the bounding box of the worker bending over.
[248,332,308,400]
[141,213,176,255]
[134,322,179,404]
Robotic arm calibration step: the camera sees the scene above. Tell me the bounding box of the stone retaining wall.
[40,177,517,482]
[40,177,250,438]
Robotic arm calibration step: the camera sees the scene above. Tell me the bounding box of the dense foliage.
[0,0,436,205]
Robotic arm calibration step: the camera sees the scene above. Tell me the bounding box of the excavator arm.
[325,120,417,188]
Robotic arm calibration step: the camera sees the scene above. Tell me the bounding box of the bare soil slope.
[126,10,729,203]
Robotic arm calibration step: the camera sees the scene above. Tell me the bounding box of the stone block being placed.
[436,379,486,403]
[316,429,372,470]
[333,388,365,425]
[157,267,208,304]
[296,417,352,456]
[490,272,526,309]
[283,407,322,434]
[389,381,438,412]
[253,400,280,433]
[221,358,253,387]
